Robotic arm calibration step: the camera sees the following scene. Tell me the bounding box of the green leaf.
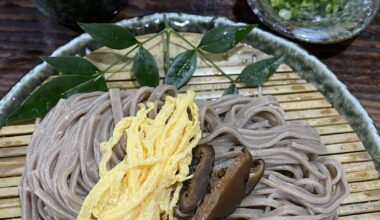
[198,25,256,53]
[237,55,285,86]
[132,47,160,87]
[223,84,239,96]
[6,75,108,123]
[63,76,108,97]
[79,23,138,49]
[165,50,197,89]
[42,56,100,76]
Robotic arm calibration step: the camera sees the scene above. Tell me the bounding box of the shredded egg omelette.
[77,91,201,220]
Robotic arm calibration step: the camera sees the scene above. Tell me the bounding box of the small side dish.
[248,0,380,43]
[270,0,343,20]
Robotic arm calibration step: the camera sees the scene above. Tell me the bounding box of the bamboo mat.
[0,33,379,219]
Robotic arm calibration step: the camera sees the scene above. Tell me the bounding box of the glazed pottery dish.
[247,0,380,43]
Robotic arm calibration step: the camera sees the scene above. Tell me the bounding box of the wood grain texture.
[0,0,379,131]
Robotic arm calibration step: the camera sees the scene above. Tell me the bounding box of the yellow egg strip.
[77,91,200,220]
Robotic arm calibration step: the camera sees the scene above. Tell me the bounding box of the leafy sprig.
[3,17,284,125]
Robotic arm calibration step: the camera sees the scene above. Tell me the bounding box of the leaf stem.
[164,29,171,73]
[197,50,235,83]
[103,44,139,73]
[103,30,165,74]
[172,31,197,49]
[141,29,165,44]
[172,31,234,83]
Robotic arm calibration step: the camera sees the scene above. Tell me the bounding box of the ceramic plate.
[247,0,380,43]
[0,13,379,169]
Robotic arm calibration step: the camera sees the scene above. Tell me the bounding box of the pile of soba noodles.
[20,85,349,219]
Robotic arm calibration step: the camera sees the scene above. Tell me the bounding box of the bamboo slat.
[0,135,30,148]
[0,206,20,219]
[0,198,20,208]
[0,165,23,178]
[285,108,340,120]
[349,180,380,193]
[343,190,380,204]
[294,115,348,126]
[343,161,377,173]
[0,124,358,148]
[340,212,380,220]
[324,142,365,154]
[320,133,359,145]
[0,32,378,219]
[0,177,20,188]
[0,147,27,158]
[0,187,18,198]
[0,125,35,136]
[339,201,380,216]
[0,115,348,137]
[346,170,379,182]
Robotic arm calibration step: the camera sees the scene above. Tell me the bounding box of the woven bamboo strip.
[324,142,365,154]
[346,170,379,182]
[328,152,372,164]
[0,136,30,148]
[0,206,20,219]
[0,125,35,136]
[315,124,353,135]
[0,115,347,137]
[104,72,301,84]
[0,157,25,167]
[340,212,380,220]
[298,115,348,127]
[0,162,376,187]
[320,133,359,145]
[274,92,324,103]
[0,158,378,185]
[339,201,380,216]
[0,136,365,158]
[338,201,380,217]
[0,177,20,188]
[0,187,18,198]
[349,180,380,193]
[0,124,358,149]
[343,190,380,204]
[1,179,380,218]
[0,166,23,178]
[1,178,380,207]
[107,78,307,88]
[285,108,340,120]
[343,161,377,173]
[0,147,27,158]
[0,198,19,208]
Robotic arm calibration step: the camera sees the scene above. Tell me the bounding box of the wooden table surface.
[0,0,379,129]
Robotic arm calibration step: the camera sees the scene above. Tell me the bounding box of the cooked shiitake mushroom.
[175,144,215,218]
[245,159,265,195]
[175,147,265,220]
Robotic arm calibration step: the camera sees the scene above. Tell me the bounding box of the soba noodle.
[20,85,349,219]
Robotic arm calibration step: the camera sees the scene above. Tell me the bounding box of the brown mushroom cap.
[194,148,265,220]
[176,144,215,217]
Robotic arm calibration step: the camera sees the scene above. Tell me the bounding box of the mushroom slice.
[194,148,265,220]
[245,159,265,195]
[175,144,215,218]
